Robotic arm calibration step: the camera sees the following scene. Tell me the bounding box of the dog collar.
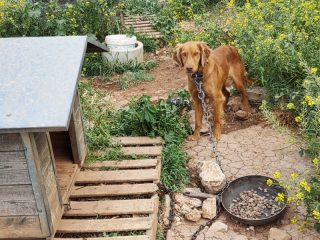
[192,72,203,84]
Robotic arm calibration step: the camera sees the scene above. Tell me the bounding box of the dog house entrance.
[50,131,79,204]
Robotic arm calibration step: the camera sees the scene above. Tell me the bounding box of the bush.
[0,0,122,41]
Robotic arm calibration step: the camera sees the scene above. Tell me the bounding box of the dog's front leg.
[188,94,203,141]
[209,91,225,141]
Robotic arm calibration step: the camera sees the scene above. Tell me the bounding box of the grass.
[118,70,154,90]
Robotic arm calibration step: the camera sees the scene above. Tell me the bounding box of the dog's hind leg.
[229,64,251,113]
[222,86,230,110]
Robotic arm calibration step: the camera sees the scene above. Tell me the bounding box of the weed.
[111,90,192,190]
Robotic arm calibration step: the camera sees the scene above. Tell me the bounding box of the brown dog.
[173,41,251,141]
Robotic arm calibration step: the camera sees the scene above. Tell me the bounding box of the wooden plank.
[54,236,150,240]
[71,183,158,198]
[21,132,50,236]
[0,133,24,151]
[85,159,158,169]
[122,146,162,156]
[65,198,154,216]
[56,161,79,204]
[147,195,159,240]
[69,91,87,166]
[0,216,44,238]
[0,151,31,185]
[124,20,151,25]
[76,169,158,184]
[57,217,152,233]
[0,185,37,216]
[113,137,162,146]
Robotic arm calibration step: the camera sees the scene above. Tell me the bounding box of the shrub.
[0,0,122,41]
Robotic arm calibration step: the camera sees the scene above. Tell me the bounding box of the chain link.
[190,73,229,240]
[161,73,229,240]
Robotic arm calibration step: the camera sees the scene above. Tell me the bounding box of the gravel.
[229,189,282,219]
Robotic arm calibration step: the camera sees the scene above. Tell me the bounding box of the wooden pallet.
[124,16,162,39]
[55,137,162,240]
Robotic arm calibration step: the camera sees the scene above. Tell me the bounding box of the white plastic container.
[103,40,144,64]
[105,35,137,50]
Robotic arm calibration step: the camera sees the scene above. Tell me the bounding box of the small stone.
[198,161,226,194]
[235,110,251,120]
[227,96,242,112]
[202,197,217,219]
[174,193,202,208]
[268,228,292,240]
[207,221,228,233]
[184,208,202,222]
[180,204,192,215]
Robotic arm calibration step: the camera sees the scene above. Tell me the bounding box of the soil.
[94,48,263,134]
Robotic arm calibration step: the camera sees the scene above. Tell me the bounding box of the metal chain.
[160,73,229,240]
[158,183,176,240]
[190,73,230,240]
[192,73,221,167]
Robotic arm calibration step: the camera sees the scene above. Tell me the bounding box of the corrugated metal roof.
[0,36,105,133]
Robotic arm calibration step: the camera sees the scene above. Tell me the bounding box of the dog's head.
[173,41,211,75]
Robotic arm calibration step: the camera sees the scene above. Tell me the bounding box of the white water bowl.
[105,34,137,50]
[102,41,144,64]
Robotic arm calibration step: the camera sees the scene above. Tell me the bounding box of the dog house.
[0,36,107,239]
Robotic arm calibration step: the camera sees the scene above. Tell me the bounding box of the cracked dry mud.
[166,124,320,240]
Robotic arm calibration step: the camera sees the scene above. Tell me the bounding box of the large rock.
[205,221,228,237]
[202,197,217,219]
[268,228,292,240]
[198,161,226,194]
[247,87,266,103]
[184,208,202,222]
[174,193,202,208]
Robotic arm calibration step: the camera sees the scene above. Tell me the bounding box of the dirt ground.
[93,50,319,240]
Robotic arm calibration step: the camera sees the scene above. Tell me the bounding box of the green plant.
[0,0,122,40]
[123,0,163,15]
[136,34,159,52]
[82,53,157,81]
[111,90,192,190]
[118,70,154,90]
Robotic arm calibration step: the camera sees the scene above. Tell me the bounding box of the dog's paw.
[187,134,200,141]
[213,131,221,141]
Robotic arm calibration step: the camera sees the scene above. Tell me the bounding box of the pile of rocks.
[173,189,217,222]
[229,189,283,219]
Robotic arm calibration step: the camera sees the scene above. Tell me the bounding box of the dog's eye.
[181,52,187,57]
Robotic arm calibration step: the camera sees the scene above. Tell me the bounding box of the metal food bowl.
[221,175,287,226]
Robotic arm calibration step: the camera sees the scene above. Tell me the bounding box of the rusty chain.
[160,73,229,240]
[190,73,230,240]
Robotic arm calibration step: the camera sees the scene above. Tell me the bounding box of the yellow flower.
[307,99,315,106]
[295,116,301,123]
[290,217,298,224]
[311,67,318,74]
[312,158,319,165]
[300,180,310,192]
[287,103,295,109]
[296,191,304,200]
[275,192,285,204]
[303,80,310,85]
[266,179,273,186]
[290,172,298,180]
[273,171,281,179]
[313,210,320,220]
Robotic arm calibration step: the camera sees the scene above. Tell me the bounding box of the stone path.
[167,123,320,240]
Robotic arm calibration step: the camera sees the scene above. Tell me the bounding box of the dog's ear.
[198,42,210,67]
[173,44,184,67]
